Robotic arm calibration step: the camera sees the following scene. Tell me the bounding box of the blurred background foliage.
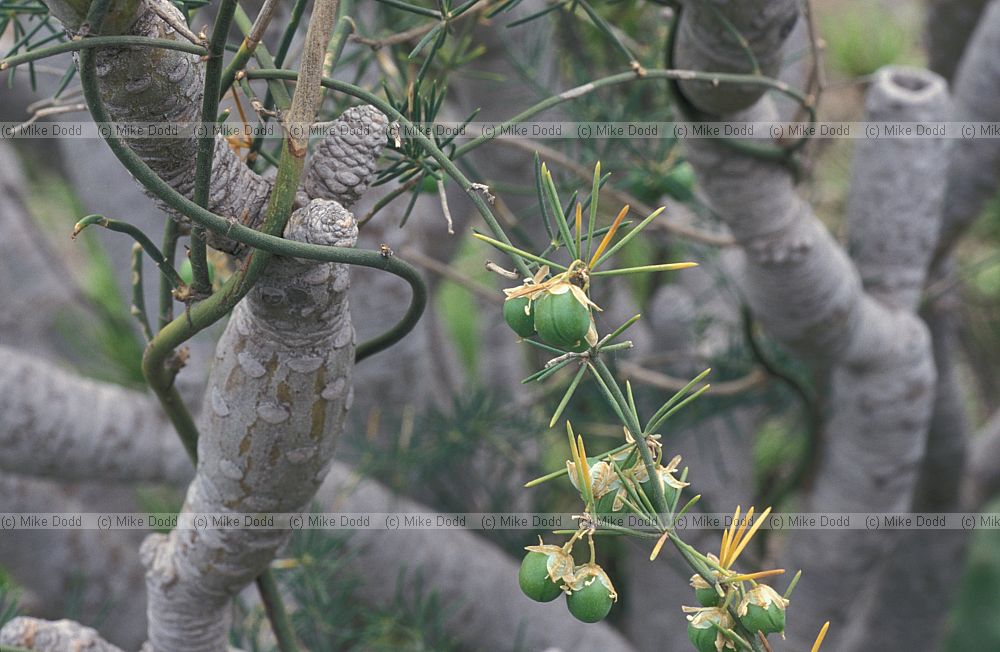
[2,0,1000,649]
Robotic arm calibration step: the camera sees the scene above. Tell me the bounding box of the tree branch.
[925,0,991,82]
[0,347,192,484]
[673,8,940,647]
[0,618,125,652]
[845,67,949,311]
[935,0,1000,262]
[313,464,638,652]
[142,200,357,652]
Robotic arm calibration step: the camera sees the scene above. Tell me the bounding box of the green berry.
[503,296,536,337]
[518,552,562,603]
[533,286,591,350]
[566,572,614,623]
[741,602,785,635]
[690,573,721,607]
[695,586,721,607]
[179,258,194,286]
[663,161,695,201]
[738,584,788,635]
[687,607,732,652]
[178,258,215,286]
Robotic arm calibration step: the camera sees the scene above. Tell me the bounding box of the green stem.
[0,36,206,70]
[189,0,240,298]
[74,214,186,289]
[245,69,532,277]
[130,243,154,341]
[219,0,277,96]
[158,218,181,330]
[256,571,300,652]
[592,359,669,518]
[452,68,812,159]
[246,0,308,159]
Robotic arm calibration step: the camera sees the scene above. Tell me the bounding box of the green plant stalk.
[596,314,641,347]
[645,368,712,431]
[75,53,426,368]
[189,0,240,298]
[247,0,308,159]
[130,243,154,341]
[158,218,181,330]
[0,36,206,70]
[256,571,300,652]
[592,359,669,517]
[549,363,587,427]
[451,68,813,158]
[219,0,278,96]
[538,165,578,260]
[74,214,185,289]
[231,5,292,111]
[245,69,533,277]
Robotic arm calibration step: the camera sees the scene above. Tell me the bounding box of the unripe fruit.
[663,161,695,201]
[566,572,614,623]
[518,551,563,602]
[503,296,536,337]
[533,285,591,350]
[741,602,785,635]
[738,584,788,635]
[178,258,215,286]
[696,586,721,607]
[687,607,734,652]
[690,574,721,607]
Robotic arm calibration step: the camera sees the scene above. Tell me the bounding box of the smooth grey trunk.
[861,5,1000,645]
[845,67,950,312]
[825,67,954,652]
[673,0,800,114]
[935,0,1000,260]
[675,3,943,640]
[925,0,991,82]
[0,347,191,483]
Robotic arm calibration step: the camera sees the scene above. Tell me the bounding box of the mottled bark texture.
[936,0,1000,259]
[141,199,357,652]
[0,356,634,651]
[673,0,799,114]
[69,0,390,256]
[0,347,192,484]
[0,617,126,652]
[675,1,943,642]
[925,0,991,82]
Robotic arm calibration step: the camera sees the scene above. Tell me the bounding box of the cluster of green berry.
[502,263,598,352]
[686,581,788,652]
[518,536,616,623]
